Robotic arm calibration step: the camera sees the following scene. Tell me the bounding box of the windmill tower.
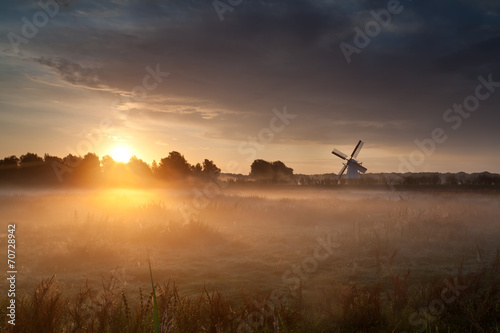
[332,140,367,183]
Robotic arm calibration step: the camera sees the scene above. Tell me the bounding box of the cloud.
[1,0,500,172]
[154,139,169,146]
[34,57,108,90]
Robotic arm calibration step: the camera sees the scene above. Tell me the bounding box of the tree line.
[2,151,496,187]
[297,172,500,186]
[0,151,222,187]
[0,152,295,187]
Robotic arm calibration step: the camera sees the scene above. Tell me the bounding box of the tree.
[202,159,221,179]
[128,156,152,178]
[101,155,116,183]
[151,160,159,176]
[250,159,274,180]
[101,155,116,174]
[272,161,293,182]
[158,151,192,180]
[0,155,19,168]
[80,153,100,170]
[72,153,101,185]
[475,172,500,186]
[19,152,43,167]
[63,154,83,168]
[44,154,63,164]
[250,159,294,183]
[444,174,458,185]
[191,163,203,176]
[16,153,45,184]
[0,156,20,184]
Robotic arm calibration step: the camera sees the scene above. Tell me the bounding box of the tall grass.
[2,253,499,332]
[2,189,500,332]
[149,254,160,333]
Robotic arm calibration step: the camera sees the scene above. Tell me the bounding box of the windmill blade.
[351,140,364,159]
[349,160,367,173]
[332,149,348,160]
[337,163,348,179]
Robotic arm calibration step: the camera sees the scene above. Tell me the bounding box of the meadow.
[0,185,499,332]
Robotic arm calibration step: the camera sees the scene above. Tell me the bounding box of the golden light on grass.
[3,188,500,331]
[111,146,133,163]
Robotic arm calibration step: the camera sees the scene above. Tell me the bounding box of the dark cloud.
[35,57,106,89]
[1,0,500,171]
[436,36,500,77]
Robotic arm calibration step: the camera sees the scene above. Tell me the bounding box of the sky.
[0,0,499,175]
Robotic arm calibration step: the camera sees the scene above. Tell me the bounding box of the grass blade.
[148,252,160,333]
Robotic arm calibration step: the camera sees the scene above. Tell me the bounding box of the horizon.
[1,149,499,178]
[1,1,500,175]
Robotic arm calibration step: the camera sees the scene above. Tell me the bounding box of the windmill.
[332,140,367,182]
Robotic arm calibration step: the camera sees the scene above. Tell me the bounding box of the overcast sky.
[1,0,499,174]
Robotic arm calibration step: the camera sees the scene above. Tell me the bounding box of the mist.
[1,185,499,331]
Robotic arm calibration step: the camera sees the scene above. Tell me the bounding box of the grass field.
[1,185,499,332]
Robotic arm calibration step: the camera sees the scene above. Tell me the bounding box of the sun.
[111,146,133,163]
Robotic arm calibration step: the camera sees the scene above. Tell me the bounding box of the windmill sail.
[332,149,348,160]
[351,140,364,159]
[337,164,348,178]
[349,160,367,173]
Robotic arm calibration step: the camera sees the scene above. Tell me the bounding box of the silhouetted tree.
[250,159,274,182]
[19,152,43,167]
[191,163,203,176]
[0,155,20,185]
[128,156,153,178]
[475,172,500,186]
[35,154,66,184]
[0,155,20,168]
[445,174,458,185]
[81,153,100,170]
[202,159,221,179]
[250,159,293,183]
[15,153,47,185]
[299,176,312,185]
[158,151,192,180]
[48,153,84,184]
[43,154,63,165]
[100,155,118,185]
[72,153,101,185]
[403,173,442,185]
[272,161,293,182]
[101,155,115,173]
[151,160,159,176]
[63,154,83,168]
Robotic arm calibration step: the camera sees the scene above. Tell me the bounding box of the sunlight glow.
[111,146,133,163]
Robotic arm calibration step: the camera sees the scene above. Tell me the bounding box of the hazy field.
[1,185,499,332]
